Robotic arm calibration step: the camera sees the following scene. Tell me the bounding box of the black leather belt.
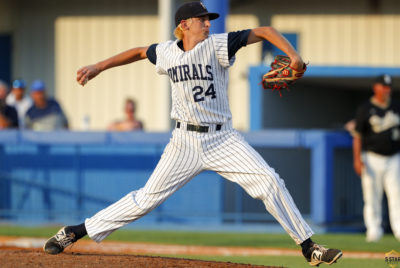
[176,122,222,133]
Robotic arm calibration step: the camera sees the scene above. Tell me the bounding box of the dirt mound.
[0,247,281,268]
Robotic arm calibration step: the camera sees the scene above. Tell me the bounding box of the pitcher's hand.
[77,64,101,86]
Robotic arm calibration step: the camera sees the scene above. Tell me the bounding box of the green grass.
[0,225,398,252]
[0,225,61,238]
[1,226,396,252]
[0,225,398,267]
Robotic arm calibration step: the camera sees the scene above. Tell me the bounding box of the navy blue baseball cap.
[12,79,26,89]
[375,74,392,86]
[175,1,219,27]
[30,79,46,92]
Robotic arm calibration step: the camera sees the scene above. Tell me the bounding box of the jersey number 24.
[192,84,216,102]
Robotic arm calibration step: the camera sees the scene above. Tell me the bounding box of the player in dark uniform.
[352,74,400,242]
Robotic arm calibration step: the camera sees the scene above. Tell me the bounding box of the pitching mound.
[0,247,281,268]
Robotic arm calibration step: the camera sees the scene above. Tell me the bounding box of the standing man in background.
[6,79,33,129]
[43,2,342,266]
[352,74,400,242]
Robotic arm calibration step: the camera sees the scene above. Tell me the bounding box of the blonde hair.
[174,18,192,40]
[174,25,184,40]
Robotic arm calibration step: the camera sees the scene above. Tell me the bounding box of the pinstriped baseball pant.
[85,126,314,244]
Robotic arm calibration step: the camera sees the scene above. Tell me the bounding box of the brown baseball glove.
[261,55,307,96]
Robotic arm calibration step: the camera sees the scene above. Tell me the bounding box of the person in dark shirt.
[25,80,68,131]
[0,80,18,129]
[352,74,400,242]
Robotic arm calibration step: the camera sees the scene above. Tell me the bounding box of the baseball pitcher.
[43,2,342,266]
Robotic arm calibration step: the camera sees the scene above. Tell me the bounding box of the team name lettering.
[167,64,213,83]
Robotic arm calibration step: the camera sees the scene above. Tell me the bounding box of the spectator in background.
[6,79,33,129]
[25,80,69,131]
[107,98,143,131]
[0,80,18,129]
[351,74,400,242]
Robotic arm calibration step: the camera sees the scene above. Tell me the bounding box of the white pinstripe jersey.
[155,33,235,125]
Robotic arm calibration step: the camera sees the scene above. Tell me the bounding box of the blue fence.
[0,130,356,229]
